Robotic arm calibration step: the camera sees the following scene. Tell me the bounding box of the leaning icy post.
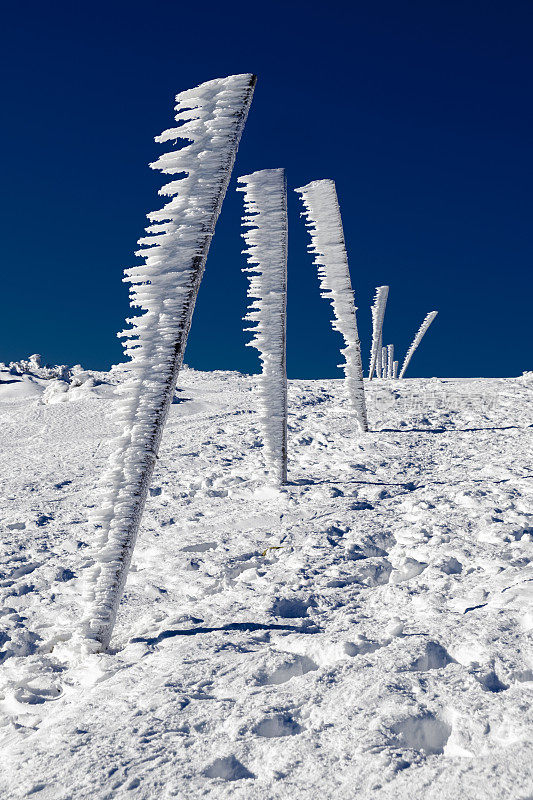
[387,344,394,379]
[81,74,256,652]
[369,286,389,379]
[399,311,438,379]
[238,169,288,485]
[295,180,368,432]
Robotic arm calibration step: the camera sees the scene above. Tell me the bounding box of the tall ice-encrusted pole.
[399,311,438,379]
[387,344,394,379]
[81,74,256,651]
[238,169,288,485]
[369,286,389,380]
[295,180,368,432]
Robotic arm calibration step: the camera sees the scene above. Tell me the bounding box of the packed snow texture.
[1,366,532,799]
[399,311,438,379]
[369,286,389,380]
[295,180,368,431]
[82,74,256,650]
[238,168,288,485]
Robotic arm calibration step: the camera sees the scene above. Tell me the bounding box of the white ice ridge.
[295,179,368,432]
[81,74,256,651]
[237,169,288,485]
[369,285,389,379]
[399,310,438,379]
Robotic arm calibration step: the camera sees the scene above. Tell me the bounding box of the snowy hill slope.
[1,369,532,798]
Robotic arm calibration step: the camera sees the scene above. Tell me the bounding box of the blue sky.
[1,1,531,378]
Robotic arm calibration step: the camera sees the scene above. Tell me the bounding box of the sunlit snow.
[1,362,532,798]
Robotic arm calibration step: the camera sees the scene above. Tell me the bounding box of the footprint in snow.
[204,755,254,781]
[253,713,303,737]
[390,713,451,756]
[259,654,318,686]
[407,641,454,672]
[271,596,316,618]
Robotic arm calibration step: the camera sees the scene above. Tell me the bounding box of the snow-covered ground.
[1,366,532,799]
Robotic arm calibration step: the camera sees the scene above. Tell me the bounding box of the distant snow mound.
[0,355,114,403]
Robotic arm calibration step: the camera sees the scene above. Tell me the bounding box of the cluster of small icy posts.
[8,73,437,652]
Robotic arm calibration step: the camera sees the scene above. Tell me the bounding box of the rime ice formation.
[369,286,389,380]
[381,346,388,378]
[81,74,256,651]
[387,344,394,379]
[399,311,438,379]
[238,169,288,485]
[295,180,368,432]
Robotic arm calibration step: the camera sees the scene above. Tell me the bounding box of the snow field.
[0,370,532,798]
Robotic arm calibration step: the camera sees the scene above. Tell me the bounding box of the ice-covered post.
[376,343,382,379]
[369,286,389,380]
[387,344,394,379]
[392,360,398,379]
[81,74,256,652]
[295,180,368,432]
[381,347,388,378]
[399,311,438,379]
[238,169,288,485]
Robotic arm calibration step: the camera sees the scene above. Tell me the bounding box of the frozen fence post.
[238,169,288,485]
[399,311,438,379]
[369,286,389,380]
[392,360,398,379]
[295,180,368,432]
[81,74,256,652]
[387,344,394,379]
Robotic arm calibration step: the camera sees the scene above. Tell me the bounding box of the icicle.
[399,311,438,379]
[237,169,288,486]
[369,286,389,380]
[295,180,368,432]
[81,74,256,652]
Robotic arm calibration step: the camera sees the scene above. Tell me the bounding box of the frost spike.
[399,311,438,379]
[81,74,256,651]
[387,344,394,379]
[238,169,288,485]
[295,180,368,432]
[369,286,389,380]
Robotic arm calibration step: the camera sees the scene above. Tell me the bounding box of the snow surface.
[1,367,533,799]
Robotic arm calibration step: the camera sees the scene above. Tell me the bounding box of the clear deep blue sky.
[1,1,531,378]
